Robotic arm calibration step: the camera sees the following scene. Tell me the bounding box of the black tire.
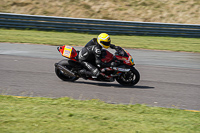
[116,67,140,86]
[55,59,79,82]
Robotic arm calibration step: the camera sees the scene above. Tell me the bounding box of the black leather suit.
[78,38,119,77]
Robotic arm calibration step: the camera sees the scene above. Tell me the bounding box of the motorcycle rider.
[78,33,122,78]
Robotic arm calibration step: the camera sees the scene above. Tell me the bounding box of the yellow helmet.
[97,33,111,49]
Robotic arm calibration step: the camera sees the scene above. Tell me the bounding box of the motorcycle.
[55,45,140,86]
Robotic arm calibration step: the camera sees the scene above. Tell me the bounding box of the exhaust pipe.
[55,63,76,77]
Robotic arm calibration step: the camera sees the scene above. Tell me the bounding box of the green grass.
[0,29,200,53]
[0,95,199,133]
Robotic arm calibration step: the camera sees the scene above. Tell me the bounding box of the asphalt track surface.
[0,43,200,110]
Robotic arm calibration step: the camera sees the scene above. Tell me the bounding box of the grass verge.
[0,29,200,53]
[0,95,200,133]
[1,0,200,24]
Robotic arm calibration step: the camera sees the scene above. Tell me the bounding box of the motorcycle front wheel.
[55,59,79,82]
[116,67,140,86]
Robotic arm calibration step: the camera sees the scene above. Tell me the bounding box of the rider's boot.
[78,69,93,78]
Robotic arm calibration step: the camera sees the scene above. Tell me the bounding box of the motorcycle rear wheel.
[55,59,79,82]
[116,67,140,86]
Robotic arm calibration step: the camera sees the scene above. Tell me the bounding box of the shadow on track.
[75,81,154,89]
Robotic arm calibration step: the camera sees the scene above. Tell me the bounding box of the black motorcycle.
[55,45,140,86]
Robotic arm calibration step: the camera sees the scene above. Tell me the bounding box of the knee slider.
[92,68,100,76]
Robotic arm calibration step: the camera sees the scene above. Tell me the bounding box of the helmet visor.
[100,41,110,46]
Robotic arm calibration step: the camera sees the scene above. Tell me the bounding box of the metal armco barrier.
[0,12,200,38]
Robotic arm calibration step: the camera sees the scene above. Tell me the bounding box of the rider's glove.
[115,46,122,51]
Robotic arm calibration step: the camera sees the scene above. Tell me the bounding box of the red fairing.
[101,50,114,63]
[71,47,77,58]
[115,49,133,66]
[58,45,65,54]
[115,55,130,65]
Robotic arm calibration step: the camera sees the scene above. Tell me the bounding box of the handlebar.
[115,48,128,57]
